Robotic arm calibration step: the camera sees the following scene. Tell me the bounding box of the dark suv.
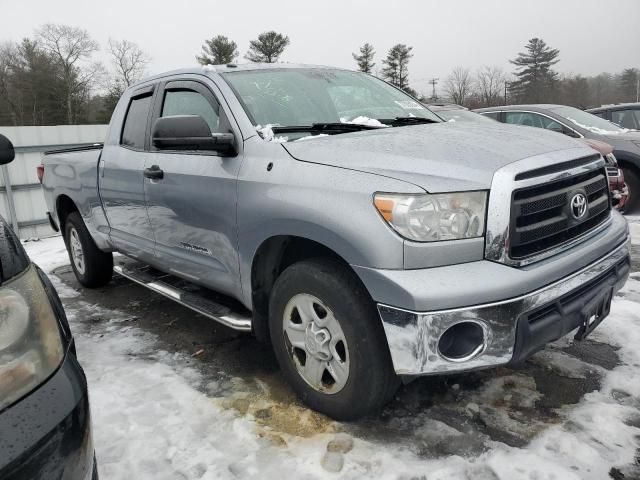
[587,103,640,131]
[0,134,96,480]
[475,104,640,212]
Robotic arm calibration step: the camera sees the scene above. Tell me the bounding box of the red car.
[582,138,629,211]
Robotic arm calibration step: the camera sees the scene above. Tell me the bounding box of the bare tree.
[36,23,99,123]
[108,39,150,92]
[444,66,473,105]
[476,66,506,107]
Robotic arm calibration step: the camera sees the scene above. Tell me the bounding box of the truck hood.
[283,122,587,192]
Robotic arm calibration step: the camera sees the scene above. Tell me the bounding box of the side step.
[113,263,252,332]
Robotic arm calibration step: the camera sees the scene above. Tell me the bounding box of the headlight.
[632,140,640,150]
[605,153,618,166]
[0,266,64,412]
[374,191,488,242]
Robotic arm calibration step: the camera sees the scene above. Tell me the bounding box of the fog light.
[437,321,485,362]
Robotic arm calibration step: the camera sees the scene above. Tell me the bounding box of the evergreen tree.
[353,43,375,73]
[245,31,289,63]
[618,68,639,102]
[197,35,238,65]
[509,38,560,103]
[382,44,413,92]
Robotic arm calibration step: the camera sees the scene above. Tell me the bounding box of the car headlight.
[605,153,618,166]
[632,140,640,150]
[0,266,64,412]
[374,191,488,242]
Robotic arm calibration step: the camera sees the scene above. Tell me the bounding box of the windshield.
[436,109,496,123]
[221,68,441,138]
[548,105,627,134]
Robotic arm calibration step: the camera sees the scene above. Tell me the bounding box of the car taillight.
[36,163,44,183]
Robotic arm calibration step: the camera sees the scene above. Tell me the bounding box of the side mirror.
[152,115,236,155]
[0,134,15,165]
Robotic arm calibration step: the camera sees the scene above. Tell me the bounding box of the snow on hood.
[283,122,592,192]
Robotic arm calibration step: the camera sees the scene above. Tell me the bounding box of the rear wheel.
[64,212,113,288]
[623,167,640,213]
[269,258,398,420]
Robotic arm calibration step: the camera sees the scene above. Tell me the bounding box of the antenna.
[428,78,439,101]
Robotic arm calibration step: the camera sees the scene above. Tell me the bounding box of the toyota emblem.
[570,192,588,219]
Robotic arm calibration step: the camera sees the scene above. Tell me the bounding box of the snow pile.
[340,116,388,127]
[256,124,288,143]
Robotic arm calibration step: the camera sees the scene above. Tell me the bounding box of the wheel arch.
[249,235,369,342]
[55,194,80,233]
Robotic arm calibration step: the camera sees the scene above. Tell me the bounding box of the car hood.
[581,138,613,156]
[283,122,587,192]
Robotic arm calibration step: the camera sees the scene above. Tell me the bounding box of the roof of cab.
[131,63,350,88]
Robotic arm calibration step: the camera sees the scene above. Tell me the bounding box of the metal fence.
[0,125,108,239]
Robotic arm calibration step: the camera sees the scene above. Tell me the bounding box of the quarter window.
[162,90,220,132]
[612,110,639,130]
[121,94,152,149]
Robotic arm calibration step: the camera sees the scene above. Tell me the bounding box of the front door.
[143,78,243,297]
[99,86,156,262]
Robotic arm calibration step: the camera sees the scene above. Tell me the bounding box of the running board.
[113,263,252,332]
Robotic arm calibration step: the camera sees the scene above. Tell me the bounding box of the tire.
[269,258,399,420]
[63,211,113,288]
[623,167,640,214]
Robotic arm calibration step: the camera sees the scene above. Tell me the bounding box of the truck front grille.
[509,167,610,259]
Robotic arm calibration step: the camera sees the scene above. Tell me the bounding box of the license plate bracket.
[574,288,613,341]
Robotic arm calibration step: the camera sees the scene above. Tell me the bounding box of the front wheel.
[64,212,113,288]
[269,258,398,420]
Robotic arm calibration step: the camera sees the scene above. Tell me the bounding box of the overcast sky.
[3,0,639,96]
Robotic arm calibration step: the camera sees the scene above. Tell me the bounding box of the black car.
[0,134,97,480]
[587,103,640,131]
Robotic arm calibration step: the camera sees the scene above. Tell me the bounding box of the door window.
[121,94,152,149]
[162,90,220,132]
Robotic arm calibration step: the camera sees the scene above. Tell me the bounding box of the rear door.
[143,77,243,297]
[99,85,156,262]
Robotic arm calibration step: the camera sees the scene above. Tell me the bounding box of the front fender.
[236,139,422,307]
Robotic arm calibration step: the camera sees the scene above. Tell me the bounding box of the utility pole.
[428,78,439,101]
[504,81,509,105]
[637,77,639,102]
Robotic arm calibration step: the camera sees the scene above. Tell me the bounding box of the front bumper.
[375,237,631,376]
[0,353,96,480]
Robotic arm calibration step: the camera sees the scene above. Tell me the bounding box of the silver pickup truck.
[41,64,631,420]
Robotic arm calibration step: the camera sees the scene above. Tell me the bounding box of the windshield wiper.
[271,122,383,134]
[379,117,441,127]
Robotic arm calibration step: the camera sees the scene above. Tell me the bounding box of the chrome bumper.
[378,237,631,376]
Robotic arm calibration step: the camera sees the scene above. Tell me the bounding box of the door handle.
[144,165,164,180]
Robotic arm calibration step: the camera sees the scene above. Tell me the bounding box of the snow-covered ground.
[24,219,640,479]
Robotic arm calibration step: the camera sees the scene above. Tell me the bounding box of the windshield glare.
[221,68,441,131]
[549,105,626,134]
